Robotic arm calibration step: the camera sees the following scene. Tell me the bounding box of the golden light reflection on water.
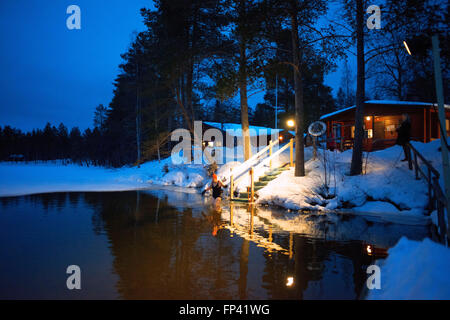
[0,191,429,299]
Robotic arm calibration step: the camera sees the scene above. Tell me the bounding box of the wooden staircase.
[233,164,290,202]
[229,139,294,203]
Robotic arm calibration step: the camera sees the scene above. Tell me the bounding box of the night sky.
[0,0,345,132]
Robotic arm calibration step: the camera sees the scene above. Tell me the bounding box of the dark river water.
[0,189,430,299]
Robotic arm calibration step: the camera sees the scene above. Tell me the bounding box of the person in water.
[202,174,225,207]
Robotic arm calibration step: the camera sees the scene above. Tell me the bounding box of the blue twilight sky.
[0,0,346,132]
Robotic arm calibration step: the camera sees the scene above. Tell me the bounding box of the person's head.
[402,114,410,122]
[212,174,218,182]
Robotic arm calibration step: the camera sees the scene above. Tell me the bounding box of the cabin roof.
[203,121,284,136]
[320,100,450,120]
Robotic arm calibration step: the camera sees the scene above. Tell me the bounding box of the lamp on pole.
[431,35,450,240]
[275,74,278,129]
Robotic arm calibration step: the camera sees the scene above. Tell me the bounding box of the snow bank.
[0,158,207,197]
[366,237,450,300]
[257,140,447,220]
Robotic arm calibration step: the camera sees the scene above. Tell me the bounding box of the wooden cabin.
[320,100,450,151]
[202,121,294,147]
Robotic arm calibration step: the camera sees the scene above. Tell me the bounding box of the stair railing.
[405,142,449,245]
[230,138,294,201]
[231,139,280,182]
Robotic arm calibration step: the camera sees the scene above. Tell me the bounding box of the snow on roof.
[320,100,450,120]
[203,121,283,136]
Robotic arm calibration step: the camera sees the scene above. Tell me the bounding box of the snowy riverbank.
[366,236,450,299]
[257,140,447,221]
[1,140,446,225]
[0,157,208,197]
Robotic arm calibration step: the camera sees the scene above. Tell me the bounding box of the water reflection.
[0,190,430,299]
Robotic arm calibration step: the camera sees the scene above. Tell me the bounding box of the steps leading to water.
[232,164,290,202]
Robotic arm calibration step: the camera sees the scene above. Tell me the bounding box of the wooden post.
[313,136,317,160]
[249,204,254,236]
[289,232,293,260]
[289,138,294,167]
[414,153,419,180]
[250,167,254,203]
[230,168,234,200]
[428,167,433,213]
[269,141,273,169]
[407,144,413,170]
[230,203,234,226]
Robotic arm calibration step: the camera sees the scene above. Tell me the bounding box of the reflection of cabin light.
[286,276,294,287]
[366,116,371,121]
[287,119,295,127]
[208,141,214,147]
[367,245,372,255]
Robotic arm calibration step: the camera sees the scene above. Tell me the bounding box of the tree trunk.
[186,60,194,127]
[239,1,251,161]
[290,4,305,177]
[350,0,365,176]
[136,63,141,166]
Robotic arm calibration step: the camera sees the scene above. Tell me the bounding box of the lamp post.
[275,74,278,129]
[431,35,450,240]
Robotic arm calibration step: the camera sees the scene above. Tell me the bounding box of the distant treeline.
[0,123,111,166]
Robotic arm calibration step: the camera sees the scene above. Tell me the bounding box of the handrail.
[231,139,279,182]
[250,141,291,179]
[405,142,448,245]
[407,142,440,178]
[230,138,294,201]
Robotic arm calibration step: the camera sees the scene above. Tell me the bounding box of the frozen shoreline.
[0,140,445,226]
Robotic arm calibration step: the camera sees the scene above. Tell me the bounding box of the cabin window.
[351,126,355,138]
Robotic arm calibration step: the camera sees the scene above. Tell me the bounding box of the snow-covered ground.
[257,140,447,222]
[0,157,207,197]
[366,237,450,300]
[0,139,446,226]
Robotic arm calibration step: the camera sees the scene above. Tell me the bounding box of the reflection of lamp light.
[286,276,294,287]
[208,141,214,147]
[287,119,295,127]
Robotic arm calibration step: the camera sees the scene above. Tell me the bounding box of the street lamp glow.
[403,41,412,55]
[287,119,295,127]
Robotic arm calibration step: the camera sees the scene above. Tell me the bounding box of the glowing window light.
[286,276,294,287]
[367,245,373,255]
